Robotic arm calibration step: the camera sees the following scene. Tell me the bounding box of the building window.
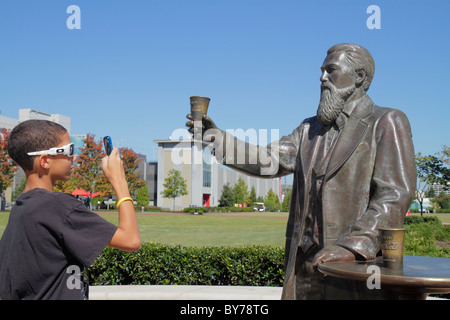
[203,146,211,188]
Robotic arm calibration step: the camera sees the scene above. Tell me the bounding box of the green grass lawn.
[99,211,288,247]
[1,211,448,248]
[0,211,289,247]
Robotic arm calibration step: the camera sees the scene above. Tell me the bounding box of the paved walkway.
[89,285,445,300]
[90,285,282,300]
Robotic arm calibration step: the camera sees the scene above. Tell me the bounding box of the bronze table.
[318,255,450,299]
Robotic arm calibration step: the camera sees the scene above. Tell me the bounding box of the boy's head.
[8,120,70,172]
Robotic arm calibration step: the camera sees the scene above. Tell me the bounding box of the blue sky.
[1,0,449,164]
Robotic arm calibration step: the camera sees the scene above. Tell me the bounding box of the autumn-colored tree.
[0,128,17,199]
[53,178,76,194]
[72,134,111,200]
[119,147,145,196]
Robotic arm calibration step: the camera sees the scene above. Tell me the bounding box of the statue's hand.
[312,245,355,267]
[185,114,218,134]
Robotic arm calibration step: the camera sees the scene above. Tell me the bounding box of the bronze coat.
[222,94,416,299]
[273,95,416,299]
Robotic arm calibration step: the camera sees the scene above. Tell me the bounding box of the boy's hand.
[102,147,127,194]
[103,146,140,252]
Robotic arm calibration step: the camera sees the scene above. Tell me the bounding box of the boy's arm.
[102,147,141,252]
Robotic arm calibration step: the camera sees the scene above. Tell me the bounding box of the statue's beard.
[317,82,355,126]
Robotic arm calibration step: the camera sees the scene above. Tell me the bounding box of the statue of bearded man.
[186,43,416,299]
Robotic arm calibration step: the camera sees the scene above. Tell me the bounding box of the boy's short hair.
[8,120,68,171]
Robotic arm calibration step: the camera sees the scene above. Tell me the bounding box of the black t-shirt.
[0,188,118,300]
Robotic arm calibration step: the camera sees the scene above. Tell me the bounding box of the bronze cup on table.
[379,227,405,269]
[190,96,210,140]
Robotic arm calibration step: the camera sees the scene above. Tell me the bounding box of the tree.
[53,177,76,194]
[12,177,26,202]
[161,169,188,211]
[72,134,110,206]
[0,129,17,205]
[136,184,150,207]
[430,192,450,210]
[281,188,292,212]
[264,188,281,212]
[437,145,450,166]
[218,183,235,207]
[120,147,145,196]
[233,177,249,205]
[416,152,450,215]
[247,186,257,207]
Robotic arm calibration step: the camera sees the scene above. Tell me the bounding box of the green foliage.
[281,188,292,212]
[416,152,450,187]
[73,133,108,197]
[403,216,441,225]
[90,243,285,287]
[233,178,249,205]
[264,189,280,212]
[218,183,235,207]
[12,177,26,202]
[183,207,205,214]
[248,186,257,206]
[404,216,450,258]
[184,206,254,213]
[431,193,450,210]
[87,215,449,290]
[161,169,188,198]
[136,184,150,207]
[161,169,188,210]
[0,128,17,194]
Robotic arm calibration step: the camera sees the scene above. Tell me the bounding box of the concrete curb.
[89,285,447,300]
[90,285,282,300]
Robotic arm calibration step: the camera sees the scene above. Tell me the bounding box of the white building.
[154,136,280,210]
[18,109,71,133]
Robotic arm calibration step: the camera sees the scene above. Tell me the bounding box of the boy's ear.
[39,155,51,169]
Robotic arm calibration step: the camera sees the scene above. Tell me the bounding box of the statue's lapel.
[324,96,374,181]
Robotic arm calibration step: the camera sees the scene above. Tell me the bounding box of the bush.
[183,206,254,214]
[89,243,285,287]
[410,209,450,213]
[183,207,205,214]
[88,216,449,295]
[403,216,441,225]
[404,216,450,258]
[133,205,162,212]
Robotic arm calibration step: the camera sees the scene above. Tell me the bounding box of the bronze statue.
[186,43,416,299]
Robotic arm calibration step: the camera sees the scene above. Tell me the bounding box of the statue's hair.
[327,43,375,92]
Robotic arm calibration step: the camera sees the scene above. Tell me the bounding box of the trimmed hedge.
[184,206,255,214]
[409,209,450,213]
[90,244,285,287]
[89,216,449,288]
[403,215,442,225]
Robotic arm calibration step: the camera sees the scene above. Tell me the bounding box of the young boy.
[0,120,141,300]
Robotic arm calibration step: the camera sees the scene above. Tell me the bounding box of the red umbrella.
[72,188,99,198]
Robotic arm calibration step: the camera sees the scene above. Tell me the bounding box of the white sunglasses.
[27,143,75,157]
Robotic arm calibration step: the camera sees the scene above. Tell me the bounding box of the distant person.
[0,120,141,300]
